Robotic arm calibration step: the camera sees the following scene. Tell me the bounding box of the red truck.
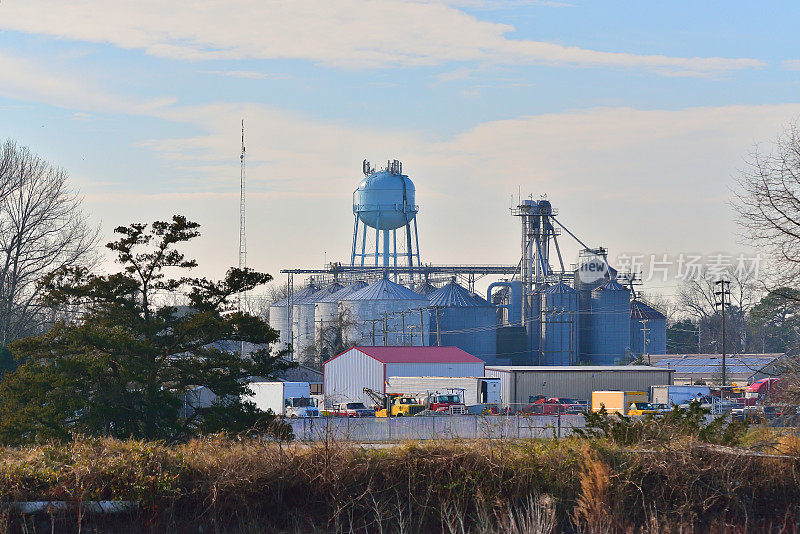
[744,378,783,406]
[424,391,467,414]
[524,397,587,415]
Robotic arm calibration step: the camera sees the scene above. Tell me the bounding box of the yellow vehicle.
[376,394,425,417]
[363,388,425,417]
[591,391,648,415]
[627,402,658,416]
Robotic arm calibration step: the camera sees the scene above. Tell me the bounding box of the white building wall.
[385,362,485,380]
[323,348,384,407]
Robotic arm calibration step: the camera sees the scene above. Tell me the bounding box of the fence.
[287,414,585,442]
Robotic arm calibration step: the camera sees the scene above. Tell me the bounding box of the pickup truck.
[524,397,587,415]
[335,402,375,418]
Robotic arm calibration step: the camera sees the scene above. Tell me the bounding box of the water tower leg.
[374,212,381,266]
[392,229,398,282]
[383,229,390,269]
[350,213,359,267]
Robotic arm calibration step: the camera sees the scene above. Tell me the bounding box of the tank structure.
[351,160,420,282]
[585,279,631,365]
[414,280,438,296]
[630,300,667,357]
[340,277,430,347]
[540,282,580,365]
[292,282,343,363]
[269,282,319,356]
[428,280,498,364]
[276,160,665,367]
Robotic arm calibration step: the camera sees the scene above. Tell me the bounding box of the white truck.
[651,385,711,407]
[247,381,320,418]
[385,376,501,413]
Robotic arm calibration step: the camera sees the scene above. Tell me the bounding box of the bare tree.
[677,268,758,353]
[735,121,800,290]
[0,140,98,347]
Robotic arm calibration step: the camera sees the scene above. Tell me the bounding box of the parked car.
[524,397,587,415]
[627,402,658,416]
[335,402,375,418]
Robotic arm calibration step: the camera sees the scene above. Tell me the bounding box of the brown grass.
[0,436,798,532]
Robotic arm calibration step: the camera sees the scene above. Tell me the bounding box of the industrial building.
[649,353,786,385]
[323,346,485,406]
[485,366,674,408]
[272,159,667,368]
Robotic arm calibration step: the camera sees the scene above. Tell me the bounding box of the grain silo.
[293,282,343,363]
[340,277,430,346]
[428,280,497,363]
[314,281,367,332]
[269,282,319,354]
[540,282,580,365]
[630,300,667,357]
[585,279,631,365]
[414,280,438,296]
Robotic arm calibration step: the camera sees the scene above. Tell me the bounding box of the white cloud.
[202,70,293,80]
[0,51,174,115]
[0,0,764,75]
[782,60,800,71]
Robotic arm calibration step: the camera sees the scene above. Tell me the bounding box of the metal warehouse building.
[324,346,485,407]
[485,366,674,409]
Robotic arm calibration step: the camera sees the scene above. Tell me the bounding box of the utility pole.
[366,318,381,345]
[433,306,442,346]
[400,311,406,346]
[715,279,731,386]
[382,312,389,346]
[640,319,650,364]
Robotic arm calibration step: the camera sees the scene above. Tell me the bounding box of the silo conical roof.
[543,281,577,294]
[317,280,368,302]
[593,279,628,292]
[300,282,343,303]
[630,300,666,320]
[343,277,425,301]
[414,281,438,296]
[270,283,320,307]
[428,281,491,307]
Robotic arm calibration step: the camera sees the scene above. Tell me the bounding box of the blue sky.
[0,0,798,299]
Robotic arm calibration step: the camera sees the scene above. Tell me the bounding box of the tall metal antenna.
[239,119,247,273]
[238,119,247,324]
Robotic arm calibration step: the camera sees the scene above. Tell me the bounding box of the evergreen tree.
[0,216,291,444]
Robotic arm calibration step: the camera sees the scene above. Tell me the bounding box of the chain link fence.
[287,414,585,442]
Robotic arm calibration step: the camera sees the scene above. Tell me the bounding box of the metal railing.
[287,414,585,442]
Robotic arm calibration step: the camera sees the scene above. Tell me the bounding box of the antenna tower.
[238,120,247,310]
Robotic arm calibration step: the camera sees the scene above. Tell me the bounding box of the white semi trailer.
[247,381,320,418]
[385,376,501,411]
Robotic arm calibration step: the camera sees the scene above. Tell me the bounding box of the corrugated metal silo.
[340,278,430,347]
[630,300,667,356]
[540,282,580,365]
[314,281,367,333]
[293,282,343,363]
[586,279,631,365]
[428,280,497,363]
[268,283,319,354]
[414,281,438,296]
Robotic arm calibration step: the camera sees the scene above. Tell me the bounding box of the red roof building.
[323,346,486,406]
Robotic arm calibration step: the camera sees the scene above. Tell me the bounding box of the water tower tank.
[353,168,417,230]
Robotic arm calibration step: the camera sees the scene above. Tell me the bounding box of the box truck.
[247,381,320,418]
[385,376,501,412]
[651,385,711,407]
[591,391,649,415]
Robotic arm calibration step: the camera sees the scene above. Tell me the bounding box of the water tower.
[350,159,421,279]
